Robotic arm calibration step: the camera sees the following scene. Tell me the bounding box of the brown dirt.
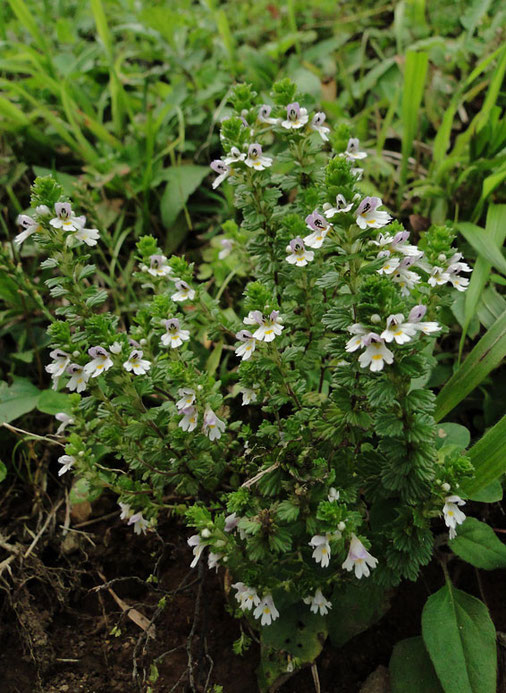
[1,493,506,693]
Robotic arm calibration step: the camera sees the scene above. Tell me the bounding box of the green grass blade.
[458,204,506,359]
[434,310,506,422]
[457,220,506,276]
[399,50,428,189]
[461,415,506,495]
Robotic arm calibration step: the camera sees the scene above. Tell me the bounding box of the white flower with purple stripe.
[304,210,332,248]
[46,349,71,386]
[123,349,151,375]
[66,363,89,393]
[244,143,272,170]
[258,104,279,125]
[341,137,367,161]
[146,254,172,277]
[57,454,75,476]
[323,194,354,218]
[210,160,230,188]
[203,407,226,441]
[15,214,42,245]
[160,318,190,348]
[380,314,417,345]
[223,146,246,165]
[84,346,114,378]
[304,589,332,616]
[234,330,257,360]
[50,203,79,231]
[358,334,394,372]
[342,534,378,579]
[310,112,330,141]
[286,237,314,266]
[407,305,440,335]
[244,310,284,342]
[281,102,308,130]
[171,280,195,302]
[179,406,198,432]
[356,197,391,230]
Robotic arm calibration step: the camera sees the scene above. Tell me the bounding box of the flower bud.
[370,314,381,324]
[201,528,211,539]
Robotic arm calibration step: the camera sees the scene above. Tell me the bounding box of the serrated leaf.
[450,517,506,570]
[422,583,496,693]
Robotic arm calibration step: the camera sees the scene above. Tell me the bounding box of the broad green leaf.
[160,165,208,228]
[258,604,327,690]
[450,517,506,570]
[468,479,503,503]
[0,461,7,483]
[327,581,389,648]
[434,310,506,422]
[390,637,443,693]
[400,51,428,186]
[37,390,72,415]
[422,584,496,693]
[461,415,506,494]
[457,221,506,276]
[0,378,41,424]
[435,423,470,451]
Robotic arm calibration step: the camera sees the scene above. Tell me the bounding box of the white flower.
[304,210,331,248]
[171,280,195,302]
[342,534,378,579]
[341,137,367,161]
[235,330,257,360]
[323,194,354,218]
[72,216,100,246]
[179,406,198,432]
[109,341,122,354]
[218,238,234,259]
[376,251,401,276]
[285,237,314,266]
[358,336,394,372]
[356,197,391,230]
[244,310,284,343]
[232,582,261,611]
[244,143,272,170]
[281,102,308,130]
[443,495,466,539]
[188,534,205,568]
[83,346,113,378]
[45,349,71,387]
[407,305,440,335]
[57,454,75,476]
[55,412,74,436]
[428,266,451,287]
[253,594,280,626]
[147,254,172,277]
[381,314,417,345]
[160,318,190,348]
[203,407,226,441]
[241,388,257,405]
[65,363,89,393]
[128,512,149,535]
[119,502,132,520]
[49,202,79,231]
[210,160,230,188]
[176,388,196,410]
[208,552,222,571]
[372,230,420,257]
[351,167,364,180]
[391,266,420,295]
[310,112,330,141]
[15,214,42,245]
[447,252,472,275]
[224,513,239,533]
[303,588,332,616]
[223,146,246,165]
[345,324,371,353]
[448,274,470,292]
[123,349,151,375]
[309,534,332,568]
[258,104,279,125]
[328,487,340,502]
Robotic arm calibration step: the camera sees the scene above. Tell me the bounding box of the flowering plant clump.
[10,79,477,684]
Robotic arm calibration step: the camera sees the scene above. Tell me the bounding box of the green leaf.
[422,584,497,693]
[400,51,429,186]
[458,205,506,357]
[37,390,72,415]
[434,310,506,422]
[457,220,506,276]
[327,581,389,648]
[435,423,470,451]
[0,378,41,424]
[467,479,503,503]
[461,415,506,495]
[450,517,506,570]
[390,637,443,693]
[0,461,7,483]
[160,165,208,228]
